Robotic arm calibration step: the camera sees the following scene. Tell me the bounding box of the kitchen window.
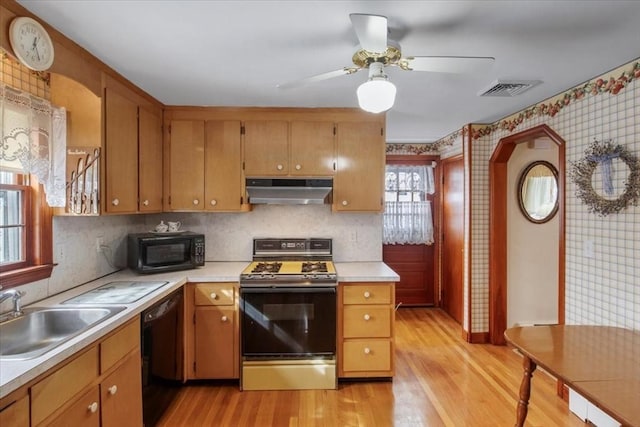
[383,163,435,245]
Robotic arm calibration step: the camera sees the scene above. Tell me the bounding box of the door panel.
[442,157,464,324]
[383,245,435,305]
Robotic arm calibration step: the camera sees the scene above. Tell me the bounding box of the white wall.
[506,143,559,327]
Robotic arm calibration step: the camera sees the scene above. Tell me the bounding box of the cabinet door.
[290,121,335,176]
[100,352,143,427]
[168,120,205,210]
[194,306,237,379]
[205,120,243,211]
[334,122,385,211]
[243,120,289,176]
[48,387,100,427]
[138,107,163,212]
[104,88,139,213]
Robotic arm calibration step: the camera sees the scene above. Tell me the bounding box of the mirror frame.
[517,160,559,224]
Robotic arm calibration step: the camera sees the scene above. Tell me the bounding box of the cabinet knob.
[210,199,217,206]
[88,402,99,413]
[210,292,218,300]
[193,199,200,205]
[111,198,119,206]
[276,164,284,171]
[221,315,228,322]
[295,164,301,170]
[142,199,149,206]
[108,385,118,395]
[342,200,348,206]
[364,347,371,355]
[363,291,371,299]
[363,314,371,321]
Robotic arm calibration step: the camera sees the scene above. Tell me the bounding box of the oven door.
[241,287,336,359]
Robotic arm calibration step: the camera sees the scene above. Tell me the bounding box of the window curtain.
[0,84,66,207]
[383,164,435,245]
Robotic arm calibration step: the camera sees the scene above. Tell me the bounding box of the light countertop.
[0,261,398,398]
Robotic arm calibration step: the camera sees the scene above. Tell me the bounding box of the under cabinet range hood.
[246,178,332,205]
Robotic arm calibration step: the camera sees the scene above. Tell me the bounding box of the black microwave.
[128,232,205,274]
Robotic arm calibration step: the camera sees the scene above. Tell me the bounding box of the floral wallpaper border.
[469,60,640,140]
[386,130,461,154]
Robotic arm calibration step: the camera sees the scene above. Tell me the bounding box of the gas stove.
[240,238,337,287]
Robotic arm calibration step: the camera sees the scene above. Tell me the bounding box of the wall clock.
[9,16,55,71]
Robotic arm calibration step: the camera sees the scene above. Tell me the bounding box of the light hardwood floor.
[155,308,585,426]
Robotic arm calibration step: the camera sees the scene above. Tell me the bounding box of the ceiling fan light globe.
[357,78,396,113]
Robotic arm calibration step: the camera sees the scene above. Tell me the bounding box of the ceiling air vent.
[478,80,541,97]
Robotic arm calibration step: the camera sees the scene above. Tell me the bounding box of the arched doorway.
[489,124,566,345]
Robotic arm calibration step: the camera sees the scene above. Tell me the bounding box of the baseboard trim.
[462,330,490,344]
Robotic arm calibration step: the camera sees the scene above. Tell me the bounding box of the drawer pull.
[210,292,218,300]
[210,199,217,206]
[277,164,284,171]
[342,200,348,206]
[363,314,371,321]
[295,164,301,170]
[363,291,371,299]
[111,198,119,206]
[221,315,228,322]
[88,402,98,413]
[142,199,149,206]
[364,347,371,355]
[193,199,200,205]
[108,385,118,395]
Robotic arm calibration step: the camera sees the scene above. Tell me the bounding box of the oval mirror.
[517,161,559,223]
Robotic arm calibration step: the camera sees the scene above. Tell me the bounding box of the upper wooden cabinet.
[243,120,335,177]
[205,120,243,211]
[138,107,163,212]
[104,87,138,213]
[166,119,244,212]
[334,121,385,212]
[104,79,164,214]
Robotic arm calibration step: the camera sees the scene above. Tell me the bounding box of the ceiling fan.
[278,13,495,113]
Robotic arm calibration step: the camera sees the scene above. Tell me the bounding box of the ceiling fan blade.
[349,13,388,54]
[276,67,361,89]
[400,56,495,73]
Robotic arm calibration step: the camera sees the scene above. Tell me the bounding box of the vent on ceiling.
[478,80,542,97]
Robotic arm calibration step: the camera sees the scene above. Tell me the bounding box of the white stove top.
[63,281,169,304]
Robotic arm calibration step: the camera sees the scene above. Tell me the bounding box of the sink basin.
[0,306,126,360]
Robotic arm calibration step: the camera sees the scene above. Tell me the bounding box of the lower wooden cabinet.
[25,318,142,427]
[186,283,239,380]
[0,394,29,427]
[338,282,395,378]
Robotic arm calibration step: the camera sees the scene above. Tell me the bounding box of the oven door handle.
[240,287,336,295]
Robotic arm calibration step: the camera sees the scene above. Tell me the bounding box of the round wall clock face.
[9,17,55,71]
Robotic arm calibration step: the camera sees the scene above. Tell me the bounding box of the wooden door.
[442,157,464,324]
[138,107,163,212]
[243,120,289,176]
[104,88,138,213]
[194,306,236,378]
[48,387,100,427]
[168,120,205,210]
[334,122,384,211]
[290,121,335,176]
[205,120,243,211]
[100,353,143,427]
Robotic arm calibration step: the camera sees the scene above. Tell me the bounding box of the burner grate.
[301,261,328,273]
[251,261,282,274]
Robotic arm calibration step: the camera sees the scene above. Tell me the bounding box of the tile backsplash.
[2,207,381,312]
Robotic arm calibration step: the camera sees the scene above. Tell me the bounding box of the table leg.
[514,356,537,427]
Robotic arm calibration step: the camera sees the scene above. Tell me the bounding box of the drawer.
[343,306,391,338]
[0,394,29,427]
[342,339,392,373]
[31,346,99,426]
[342,283,392,305]
[100,318,140,373]
[194,283,235,306]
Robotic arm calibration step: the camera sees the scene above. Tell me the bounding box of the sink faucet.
[0,288,25,317]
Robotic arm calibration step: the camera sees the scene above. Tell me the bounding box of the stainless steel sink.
[0,306,126,360]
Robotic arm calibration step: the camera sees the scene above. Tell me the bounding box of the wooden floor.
[154,308,585,427]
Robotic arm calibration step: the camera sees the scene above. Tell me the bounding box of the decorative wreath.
[569,139,640,216]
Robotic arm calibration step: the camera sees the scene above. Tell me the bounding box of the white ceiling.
[16,0,640,143]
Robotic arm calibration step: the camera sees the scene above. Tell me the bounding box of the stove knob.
[269,274,276,279]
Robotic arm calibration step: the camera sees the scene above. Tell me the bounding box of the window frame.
[0,174,54,288]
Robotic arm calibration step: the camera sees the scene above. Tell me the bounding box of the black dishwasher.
[141,288,183,427]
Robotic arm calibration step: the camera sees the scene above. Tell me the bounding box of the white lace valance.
[0,84,66,207]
